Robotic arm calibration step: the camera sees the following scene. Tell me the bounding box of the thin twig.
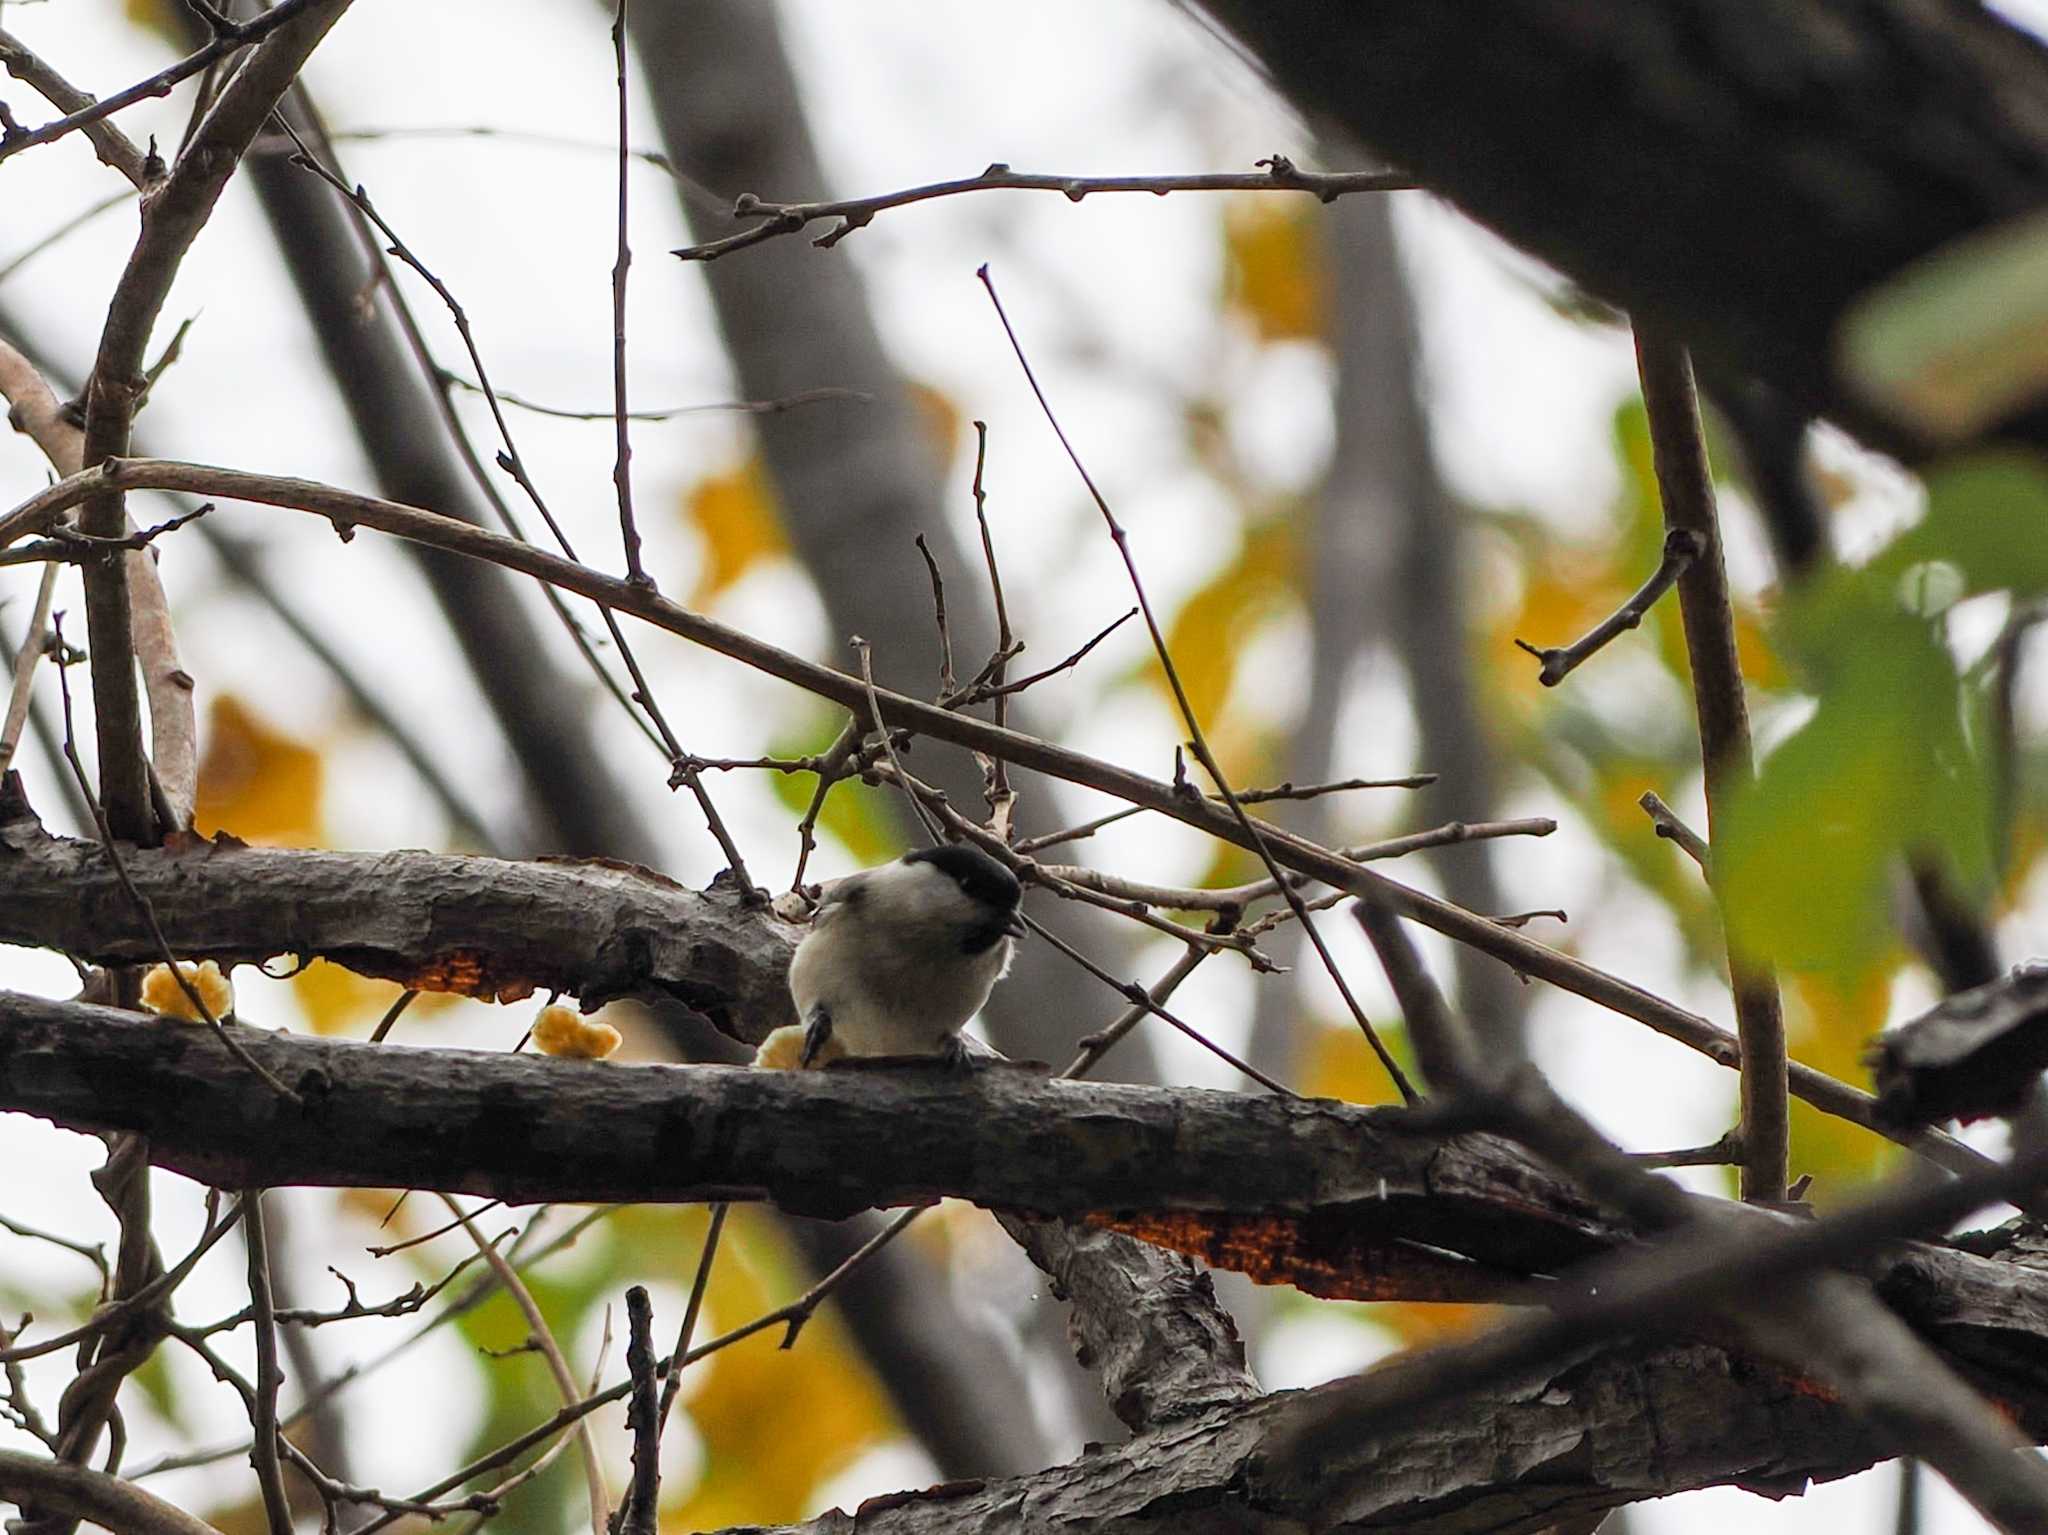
[0,563,58,785]
[949,606,1135,707]
[616,1286,659,1535]
[0,1212,110,1291]
[853,637,941,844]
[437,373,870,422]
[651,1203,724,1439]
[0,1197,243,1365]
[788,719,865,891]
[367,988,419,1044]
[978,264,1414,1102]
[608,0,646,588]
[1638,790,1710,873]
[241,1192,293,1535]
[1514,527,1703,686]
[276,116,758,899]
[439,1196,609,1535]
[914,534,957,697]
[673,155,1413,261]
[1021,910,1296,1095]
[0,27,156,187]
[970,422,1017,826]
[1062,936,1216,1078]
[0,0,329,167]
[1635,327,1787,1203]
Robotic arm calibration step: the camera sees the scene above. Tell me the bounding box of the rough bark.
[0,784,794,1039]
[728,1340,2016,1534]
[996,1214,1260,1430]
[0,992,1618,1258]
[1197,0,2048,457]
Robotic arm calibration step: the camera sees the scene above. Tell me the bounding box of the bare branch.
[1635,327,1788,1202]
[0,29,155,188]
[1639,789,1710,873]
[0,455,1984,1173]
[0,1450,221,1535]
[673,155,1413,261]
[0,0,334,169]
[1514,527,1702,685]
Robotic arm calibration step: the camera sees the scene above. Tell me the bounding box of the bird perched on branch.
[756,843,1026,1069]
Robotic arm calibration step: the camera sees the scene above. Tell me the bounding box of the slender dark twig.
[674,155,1413,261]
[0,28,153,187]
[914,534,956,697]
[1635,327,1787,1203]
[0,0,328,168]
[978,264,1414,1103]
[652,1203,725,1440]
[368,988,420,1044]
[969,422,1017,822]
[616,1287,659,1535]
[609,0,647,588]
[1638,790,1710,873]
[853,637,941,845]
[1515,527,1703,686]
[242,1192,294,1535]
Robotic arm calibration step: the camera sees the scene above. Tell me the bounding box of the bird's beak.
[1004,912,1029,939]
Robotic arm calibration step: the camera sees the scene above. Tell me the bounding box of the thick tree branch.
[0,992,1622,1266]
[1198,0,2048,457]
[0,456,1978,1176]
[724,1340,2007,1534]
[0,789,795,1039]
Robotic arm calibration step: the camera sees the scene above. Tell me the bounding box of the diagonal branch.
[0,453,1976,1173]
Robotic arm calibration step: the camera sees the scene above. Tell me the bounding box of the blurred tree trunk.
[1249,181,1524,1075]
[628,0,1152,1082]
[627,0,1151,1454]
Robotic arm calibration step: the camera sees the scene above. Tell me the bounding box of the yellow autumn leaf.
[681,456,787,608]
[124,0,187,44]
[1370,1300,1496,1347]
[907,380,962,473]
[1300,1023,1409,1108]
[1156,517,1299,724]
[1222,197,1326,343]
[1785,963,1903,1200]
[194,695,323,846]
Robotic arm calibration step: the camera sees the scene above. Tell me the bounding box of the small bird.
[782,843,1026,1067]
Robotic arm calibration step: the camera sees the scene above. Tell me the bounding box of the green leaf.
[1840,210,2048,442]
[1867,452,2048,600]
[1719,605,1991,974]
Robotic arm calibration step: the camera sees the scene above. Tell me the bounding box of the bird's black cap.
[904,842,1023,914]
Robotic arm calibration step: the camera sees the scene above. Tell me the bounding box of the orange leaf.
[1222,197,1326,343]
[681,457,787,607]
[194,696,323,847]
